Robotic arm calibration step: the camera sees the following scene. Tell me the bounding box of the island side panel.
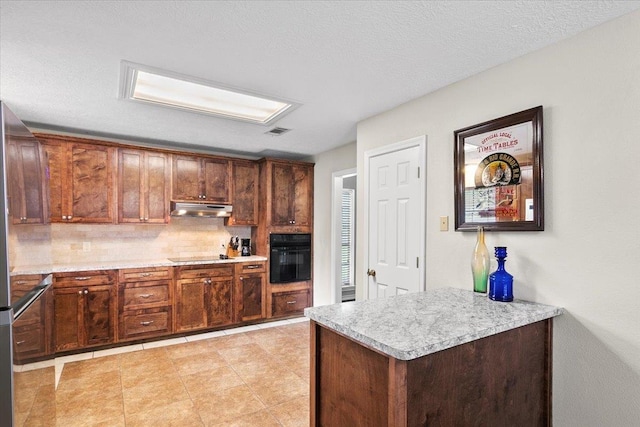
[405,319,553,427]
[312,323,390,427]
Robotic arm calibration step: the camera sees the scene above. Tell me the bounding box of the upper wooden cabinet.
[226,160,259,226]
[266,159,314,231]
[6,138,48,224]
[37,134,116,223]
[172,154,230,203]
[118,148,170,224]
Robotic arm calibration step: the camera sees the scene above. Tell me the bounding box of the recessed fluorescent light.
[119,61,299,125]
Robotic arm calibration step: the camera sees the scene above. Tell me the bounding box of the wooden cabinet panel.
[118,148,170,223]
[270,162,313,229]
[272,290,310,317]
[11,275,51,362]
[118,267,173,342]
[235,262,266,322]
[226,160,259,226]
[172,155,230,203]
[53,271,116,352]
[207,277,233,327]
[121,308,170,340]
[6,139,48,224]
[176,279,208,332]
[175,264,234,332]
[83,284,116,347]
[38,134,115,223]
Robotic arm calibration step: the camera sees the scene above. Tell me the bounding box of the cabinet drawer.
[121,310,170,339]
[54,271,115,288]
[176,265,234,280]
[13,326,44,354]
[119,267,171,282]
[122,282,170,309]
[272,290,310,317]
[237,262,266,274]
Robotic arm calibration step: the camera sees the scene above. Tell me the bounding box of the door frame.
[331,168,357,304]
[363,136,427,300]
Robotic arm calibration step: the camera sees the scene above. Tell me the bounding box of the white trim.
[331,168,357,304]
[363,136,427,299]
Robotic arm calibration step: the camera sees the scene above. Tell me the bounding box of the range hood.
[170,201,233,218]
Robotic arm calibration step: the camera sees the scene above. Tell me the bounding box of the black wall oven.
[270,233,311,284]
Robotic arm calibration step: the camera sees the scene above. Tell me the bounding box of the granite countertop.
[11,255,268,275]
[304,287,564,361]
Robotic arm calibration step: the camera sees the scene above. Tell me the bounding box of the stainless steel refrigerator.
[0,102,53,426]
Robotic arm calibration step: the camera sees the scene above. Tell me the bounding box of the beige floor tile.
[269,395,310,427]
[55,414,125,427]
[58,354,120,381]
[211,409,282,427]
[173,350,229,376]
[55,369,122,404]
[247,370,310,407]
[206,332,255,350]
[217,342,271,365]
[194,384,266,425]
[230,358,290,383]
[164,339,217,359]
[182,365,245,398]
[123,377,191,417]
[56,393,124,423]
[125,399,204,427]
[120,360,180,389]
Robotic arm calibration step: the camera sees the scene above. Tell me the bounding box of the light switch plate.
[439,216,449,231]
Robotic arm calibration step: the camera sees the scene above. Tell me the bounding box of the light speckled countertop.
[10,255,268,275]
[304,287,563,361]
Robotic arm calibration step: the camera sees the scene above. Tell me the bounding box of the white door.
[365,136,426,299]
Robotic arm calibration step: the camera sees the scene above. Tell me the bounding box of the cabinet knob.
[140,217,144,221]
[68,215,73,220]
[83,289,89,294]
[240,277,243,281]
[62,215,67,220]
[78,290,83,294]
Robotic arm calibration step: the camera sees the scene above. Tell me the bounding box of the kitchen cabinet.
[269,160,313,230]
[271,289,310,318]
[118,148,170,223]
[225,159,259,226]
[234,262,266,322]
[118,267,173,341]
[175,264,234,332]
[53,270,117,352]
[11,275,52,363]
[172,154,231,203]
[6,139,48,224]
[38,134,116,223]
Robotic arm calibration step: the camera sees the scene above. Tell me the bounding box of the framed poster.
[454,106,544,231]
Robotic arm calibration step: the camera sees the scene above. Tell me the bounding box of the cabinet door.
[145,151,170,223]
[271,163,295,226]
[238,273,264,322]
[83,284,116,347]
[202,158,230,203]
[54,287,83,352]
[69,143,115,223]
[41,140,67,222]
[207,276,234,327]
[292,164,313,228]
[172,155,201,201]
[118,148,144,223]
[119,149,169,223]
[176,279,207,332]
[6,140,48,224]
[227,160,258,226]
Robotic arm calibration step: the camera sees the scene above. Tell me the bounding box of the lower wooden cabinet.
[234,262,266,322]
[53,270,117,352]
[272,289,311,318]
[118,267,173,341]
[175,264,234,332]
[11,275,52,363]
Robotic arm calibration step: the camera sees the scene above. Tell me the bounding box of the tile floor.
[14,318,311,426]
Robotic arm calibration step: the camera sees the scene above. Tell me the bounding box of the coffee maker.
[240,238,251,256]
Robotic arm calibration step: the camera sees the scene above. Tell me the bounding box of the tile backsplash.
[10,217,251,269]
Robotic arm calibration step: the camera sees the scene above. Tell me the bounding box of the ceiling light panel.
[120,61,299,125]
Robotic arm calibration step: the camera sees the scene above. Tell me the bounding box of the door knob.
[367,269,376,277]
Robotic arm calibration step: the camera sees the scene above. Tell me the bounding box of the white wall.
[355,10,640,426]
[311,141,357,306]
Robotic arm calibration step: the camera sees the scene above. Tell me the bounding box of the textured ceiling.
[1,1,639,159]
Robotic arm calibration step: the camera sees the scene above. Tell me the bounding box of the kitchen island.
[304,287,563,427]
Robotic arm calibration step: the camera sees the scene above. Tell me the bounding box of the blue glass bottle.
[488,246,513,302]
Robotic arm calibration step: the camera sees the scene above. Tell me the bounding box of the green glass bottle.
[471,226,490,293]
